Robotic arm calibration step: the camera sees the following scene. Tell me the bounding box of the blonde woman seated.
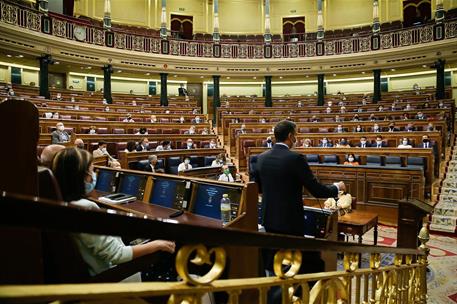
[302,138,312,148]
[52,148,175,282]
[343,154,359,166]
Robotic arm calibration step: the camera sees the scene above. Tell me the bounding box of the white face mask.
[184,159,190,164]
[322,140,328,144]
[101,147,107,153]
[57,125,65,131]
[376,140,382,145]
[402,141,408,145]
[356,127,361,131]
[180,117,184,122]
[360,140,366,144]
[374,126,379,130]
[187,142,193,147]
[348,157,354,162]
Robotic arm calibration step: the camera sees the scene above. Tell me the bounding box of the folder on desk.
[98,193,137,204]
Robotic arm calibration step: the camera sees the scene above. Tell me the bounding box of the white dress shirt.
[177,162,192,172]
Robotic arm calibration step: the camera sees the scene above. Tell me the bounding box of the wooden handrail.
[0,192,422,256]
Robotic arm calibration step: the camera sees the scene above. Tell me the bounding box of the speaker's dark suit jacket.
[253,143,338,236]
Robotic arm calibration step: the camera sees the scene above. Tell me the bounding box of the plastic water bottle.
[220,194,231,225]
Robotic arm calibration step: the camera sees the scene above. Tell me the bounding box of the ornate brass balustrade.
[0,0,456,59]
[0,193,429,304]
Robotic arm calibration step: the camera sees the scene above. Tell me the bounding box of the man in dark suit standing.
[252,120,345,303]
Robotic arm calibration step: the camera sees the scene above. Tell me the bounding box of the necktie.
[185,164,188,170]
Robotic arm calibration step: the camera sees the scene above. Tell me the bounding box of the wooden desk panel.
[117,148,226,169]
[39,133,218,145]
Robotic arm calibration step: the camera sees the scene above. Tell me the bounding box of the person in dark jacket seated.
[136,138,149,151]
[374,135,387,148]
[144,155,164,173]
[318,137,333,148]
[356,136,372,148]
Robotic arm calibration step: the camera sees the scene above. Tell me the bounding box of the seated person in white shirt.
[218,165,234,182]
[398,137,412,149]
[211,153,226,167]
[156,140,172,151]
[52,147,175,282]
[187,125,196,135]
[123,113,135,122]
[150,115,157,123]
[93,141,121,168]
[135,128,148,135]
[209,139,218,149]
[177,157,192,172]
[201,127,209,135]
[264,136,273,148]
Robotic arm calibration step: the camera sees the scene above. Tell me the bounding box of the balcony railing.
[1,0,457,60]
[0,192,429,304]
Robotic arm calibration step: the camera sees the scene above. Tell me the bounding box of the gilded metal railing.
[0,193,429,304]
[0,0,456,59]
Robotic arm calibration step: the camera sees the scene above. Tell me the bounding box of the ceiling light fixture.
[17,55,24,58]
[226,76,230,79]
[145,72,150,76]
[6,54,12,58]
[391,68,396,71]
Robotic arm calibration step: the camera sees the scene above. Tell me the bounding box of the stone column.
[435,0,445,23]
[160,0,167,39]
[160,73,168,106]
[103,0,111,29]
[317,74,325,106]
[213,0,220,42]
[102,64,113,104]
[373,69,381,103]
[37,0,48,14]
[265,76,272,107]
[435,59,445,100]
[38,55,52,99]
[317,0,324,40]
[372,0,380,34]
[264,0,272,43]
[212,75,220,124]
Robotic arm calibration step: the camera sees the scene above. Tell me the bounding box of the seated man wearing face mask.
[356,136,372,148]
[74,138,85,150]
[218,165,235,182]
[185,139,195,150]
[374,136,387,148]
[51,122,71,144]
[177,157,192,172]
[136,138,150,152]
[354,125,363,132]
[318,137,333,148]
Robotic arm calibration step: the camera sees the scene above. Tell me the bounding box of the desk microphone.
[169,210,184,218]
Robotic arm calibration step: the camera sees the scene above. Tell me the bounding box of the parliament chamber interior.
[1,0,457,303]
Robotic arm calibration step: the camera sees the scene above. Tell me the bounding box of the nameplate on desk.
[98,193,137,205]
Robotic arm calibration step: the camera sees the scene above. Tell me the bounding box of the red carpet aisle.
[362,225,457,304]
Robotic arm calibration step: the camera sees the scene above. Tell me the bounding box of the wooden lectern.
[397,199,433,248]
